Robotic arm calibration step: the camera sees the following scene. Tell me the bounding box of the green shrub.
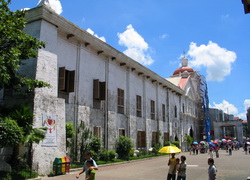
[115,136,133,159]
[152,142,162,155]
[99,150,116,161]
[90,150,99,161]
[89,136,102,154]
[172,141,180,147]
[164,141,171,146]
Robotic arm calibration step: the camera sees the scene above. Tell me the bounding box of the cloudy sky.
[10,0,250,119]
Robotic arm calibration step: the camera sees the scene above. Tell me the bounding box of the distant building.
[209,108,243,143]
[247,107,250,136]
[242,120,248,138]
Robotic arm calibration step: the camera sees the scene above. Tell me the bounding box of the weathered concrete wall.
[32,95,66,175]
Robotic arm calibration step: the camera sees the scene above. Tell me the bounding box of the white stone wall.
[32,95,66,175]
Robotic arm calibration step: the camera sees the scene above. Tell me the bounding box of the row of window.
[118,88,167,120]
[93,126,170,148]
[57,70,178,120]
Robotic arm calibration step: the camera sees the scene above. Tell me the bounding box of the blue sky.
[9,0,250,120]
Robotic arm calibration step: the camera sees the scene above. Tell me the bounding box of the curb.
[30,156,166,179]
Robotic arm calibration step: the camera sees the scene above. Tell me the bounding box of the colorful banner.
[42,114,57,147]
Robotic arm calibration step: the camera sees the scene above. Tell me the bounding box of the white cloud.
[237,112,247,120]
[212,100,238,115]
[86,28,106,42]
[117,24,154,66]
[160,33,169,39]
[37,0,63,15]
[21,8,30,11]
[221,14,229,20]
[187,41,236,82]
[244,99,250,110]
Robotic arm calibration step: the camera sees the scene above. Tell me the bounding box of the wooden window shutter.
[58,67,66,91]
[68,70,75,92]
[137,131,141,148]
[99,82,106,100]
[93,79,100,100]
[142,131,146,148]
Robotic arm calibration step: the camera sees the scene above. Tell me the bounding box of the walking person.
[208,158,217,180]
[209,146,213,159]
[215,145,219,158]
[243,142,248,155]
[167,153,177,180]
[76,151,98,179]
[228,144,232,155]
[177,156,187,180]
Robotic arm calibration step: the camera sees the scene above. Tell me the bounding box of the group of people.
[76,151,218,180]
[167,153,217,180]
[167,153,187,180]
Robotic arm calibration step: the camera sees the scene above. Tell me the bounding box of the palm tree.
[10,106,47,173]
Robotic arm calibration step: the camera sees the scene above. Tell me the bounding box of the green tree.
[115,136,133,160]
[9,106,47,172]
[89,136,102,154]
[0,117,23,147]
[184,134,193,149]
[66,122,75,148]
[78,121,92,162]
[0,0,49,91]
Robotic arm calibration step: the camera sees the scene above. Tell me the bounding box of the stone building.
[209,108,243,143]
[1,5,204,174]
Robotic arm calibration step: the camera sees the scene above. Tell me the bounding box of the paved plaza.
[40,149,250,180]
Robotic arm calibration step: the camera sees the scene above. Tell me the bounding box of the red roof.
[242,120,248,124]
[173,66,194,75]
[178,76,190,90]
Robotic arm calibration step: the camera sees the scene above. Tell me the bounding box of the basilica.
[0,4,208,174]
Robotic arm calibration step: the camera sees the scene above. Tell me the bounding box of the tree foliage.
[78,121,92,162]
[66,122,74,148]
[89,136,102,154]
[0,0,49,91]
[0,117,23,147]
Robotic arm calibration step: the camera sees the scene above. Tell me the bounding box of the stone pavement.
[36,149,250,180]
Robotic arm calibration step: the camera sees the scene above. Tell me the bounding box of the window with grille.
[164,132,170,142]
[119,129,125,136]
[137,131,146,148]
[136,95,142,117]
[152,131,158,144]
[58,67,75,93]
[151,100,155,120]
[174,105,177,118]
[117,88,124,114]
[93,126,101,137]
[58,67,75,103]
[93,79,106,109]
[162,104,166,122]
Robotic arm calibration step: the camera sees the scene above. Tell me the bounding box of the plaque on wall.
[42,114,57,147]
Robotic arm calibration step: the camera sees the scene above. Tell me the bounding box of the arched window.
[174,105,177,118]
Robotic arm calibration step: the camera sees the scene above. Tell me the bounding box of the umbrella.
[158,146,182,154]
[209,142,215,147]
[246,142,250,145]
[193,142,198,145]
